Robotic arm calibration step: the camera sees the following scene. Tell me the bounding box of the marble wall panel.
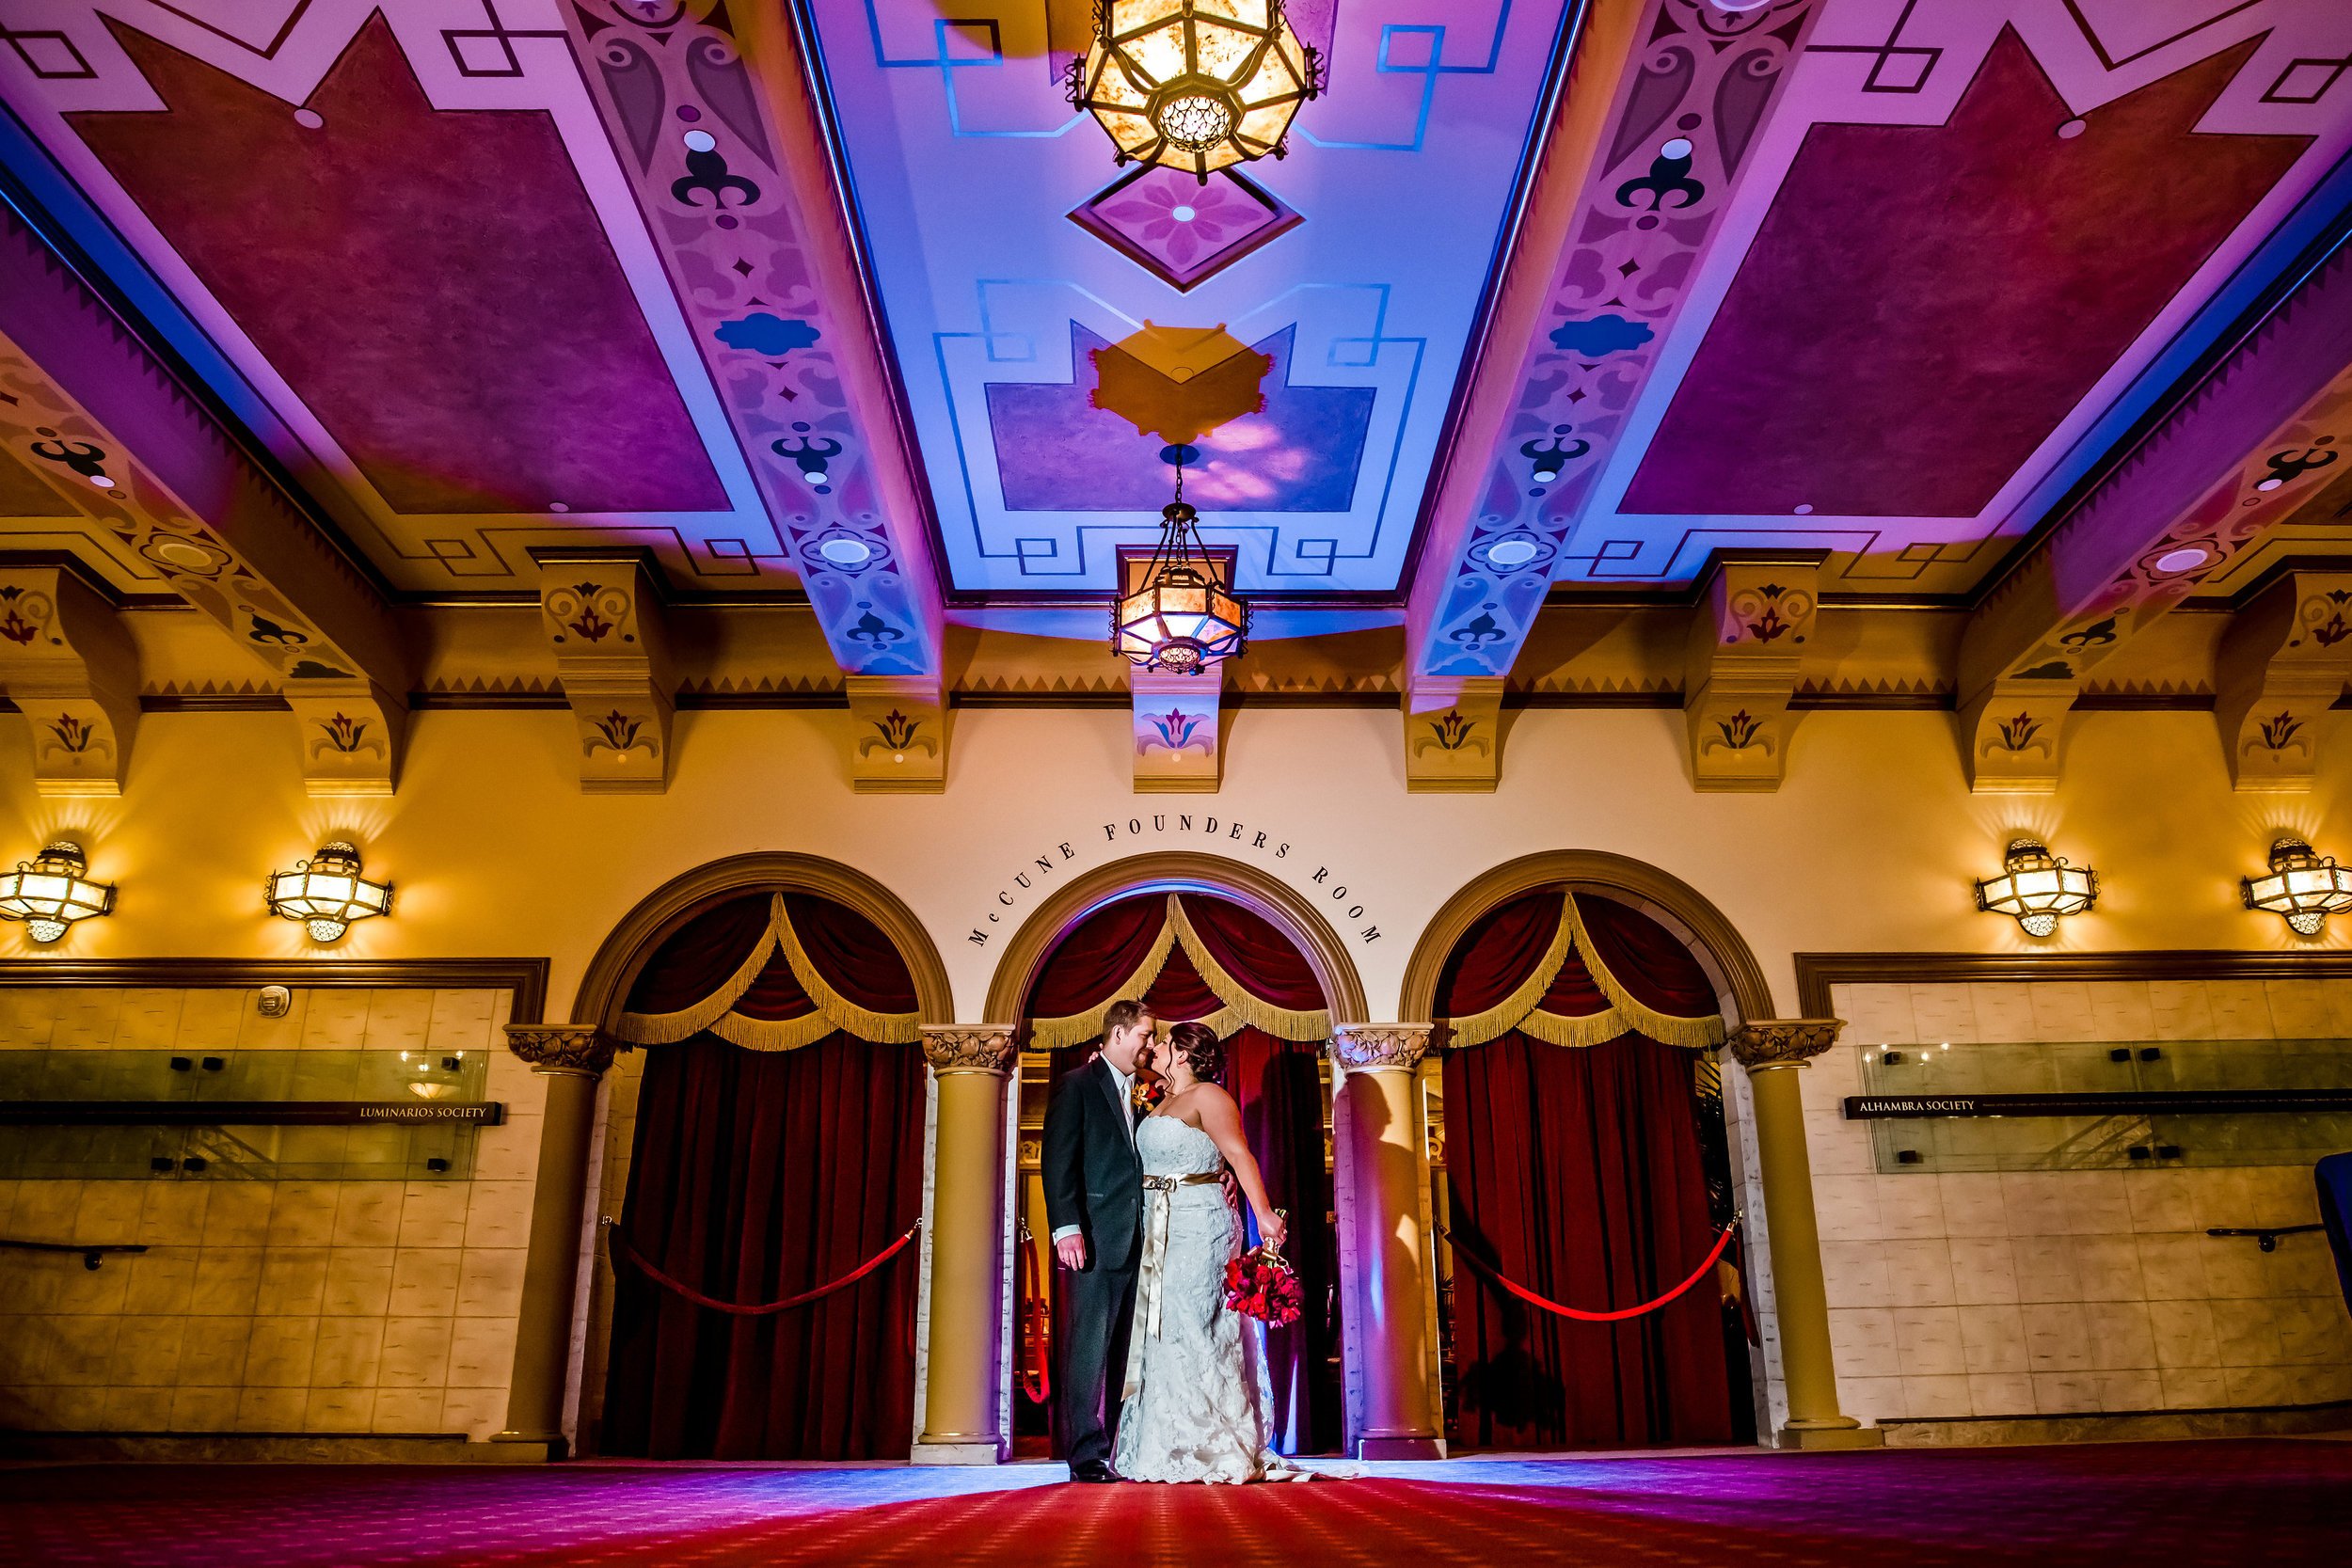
[1815,977,2352,1427]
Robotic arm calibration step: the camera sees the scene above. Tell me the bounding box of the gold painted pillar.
[914,1026,1017,1464]
[496,1023,619,1458]
[1727,1020,1879,1450]
[1331,1025,1445,1460]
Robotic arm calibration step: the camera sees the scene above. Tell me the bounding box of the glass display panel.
[1850,1037,2352,1172]
[0,1049,492,1181]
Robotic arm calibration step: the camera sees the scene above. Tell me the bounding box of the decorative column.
[1726,1020,1878,1450]
[914,1026,1017,1464]
[496,1024,619,1458]
[1330,1025,1445,1460]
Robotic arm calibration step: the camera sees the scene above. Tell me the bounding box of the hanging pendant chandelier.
[1113,450,1248,675]
[1068,1,1321,183]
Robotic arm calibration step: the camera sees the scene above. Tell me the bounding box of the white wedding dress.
[1113,1116,1299,1484]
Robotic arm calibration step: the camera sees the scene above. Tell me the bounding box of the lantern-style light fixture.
[1067,0,1321,183]
[1112,456,1249,674]
[2242,835,2352,937]
[266,840,392,943]
[1975,837,2097,938]
[0,840,115,943]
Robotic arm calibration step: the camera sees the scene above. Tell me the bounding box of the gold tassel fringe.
[1168,896,1330,1042]
[618,894,921,1051]
[1442,895,1724,1052]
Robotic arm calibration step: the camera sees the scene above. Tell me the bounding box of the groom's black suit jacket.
[1041,1055,1143,1271]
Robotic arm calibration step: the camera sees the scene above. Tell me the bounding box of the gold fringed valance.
[1025,893,1331,1051]
[615,894,923,1052]
[1444,895,1724,1053]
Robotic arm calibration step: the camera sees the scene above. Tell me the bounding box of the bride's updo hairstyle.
[1167,1020,1223,1085]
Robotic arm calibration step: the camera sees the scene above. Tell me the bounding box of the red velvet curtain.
[1026,892,1339,1454]
[1438,892,1738,1449]
[601,894,925,1459]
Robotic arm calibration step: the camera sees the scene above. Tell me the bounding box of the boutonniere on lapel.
[1131,1070,1166,1114]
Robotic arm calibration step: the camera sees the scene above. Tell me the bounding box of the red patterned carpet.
[4,1441,2349,1567]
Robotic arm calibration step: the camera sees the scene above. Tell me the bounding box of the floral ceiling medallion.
[1068,166,1301,293]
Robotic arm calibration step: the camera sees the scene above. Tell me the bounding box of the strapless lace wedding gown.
[1113,1116,1298,1484]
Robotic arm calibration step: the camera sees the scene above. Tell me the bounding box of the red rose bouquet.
[1223,1212,1304,1327]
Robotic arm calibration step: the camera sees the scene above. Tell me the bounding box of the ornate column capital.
[921,1025,1018,1077]
[1726,1018,1844,1071]
[1330,1023,1433,1074]
[503,1023,621,1078]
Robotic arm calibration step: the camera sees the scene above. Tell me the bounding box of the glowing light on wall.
[266,841,392,943]
[0,841,114,943]
[1974,837,2096,938]
[2242,835,2352,938]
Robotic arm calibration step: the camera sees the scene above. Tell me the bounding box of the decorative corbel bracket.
[0,566,139,796]
[1955,678,2076,795]
[1954,240,2352,794]
[1131,668,1224,793]
[1683,560,1818,793]
[0,227,411,799]
[846,675,947,793]
[2214,572,2352,791]
[1403,677,1503,793]
[539,558,673,795]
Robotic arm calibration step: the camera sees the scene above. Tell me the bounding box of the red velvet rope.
[1439,1223,1736,1323]
[1016,1233,1052,1405]
[603,1216,920,1316]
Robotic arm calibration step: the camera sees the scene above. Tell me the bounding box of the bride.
[1115,1020,1308,1484]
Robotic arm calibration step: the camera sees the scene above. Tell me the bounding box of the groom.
[1041,999,1154,1483]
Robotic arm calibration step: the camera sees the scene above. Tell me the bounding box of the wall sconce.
[1975,837,2097,938]
[2242,835,2352,937]
[0,840,115,942]
[265,840,392,943]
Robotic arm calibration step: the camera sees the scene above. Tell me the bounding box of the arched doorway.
[1404,853,1770,1451]
[986,854,1366,1459]
[573,855,952,1459]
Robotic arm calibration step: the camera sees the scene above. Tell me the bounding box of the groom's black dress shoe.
[1070,1461,1120,1483]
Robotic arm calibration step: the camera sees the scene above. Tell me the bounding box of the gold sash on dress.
[1120,1170,1224,1402]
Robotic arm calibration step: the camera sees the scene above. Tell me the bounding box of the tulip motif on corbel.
[2215,574,2352,792]
[857,706,937,766]
[846,677,947,793]
[1130,673,1223,793]
[540,560,672,794]
[0,570,141,797]
[1403,678,1504,793]
[278,687,405,798]
[1410,707,1489,760]
[1685,562,1816,792]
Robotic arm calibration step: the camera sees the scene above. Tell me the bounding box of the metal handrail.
[2205,1224,2325,1253]
[0,1236,150,1271]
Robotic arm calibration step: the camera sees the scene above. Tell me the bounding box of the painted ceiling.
[0,0,2348,661]
[1524,0,2352,600]
[801,0,1576,598]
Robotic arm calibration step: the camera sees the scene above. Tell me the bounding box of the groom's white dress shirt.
[1051,1060,1134,1245]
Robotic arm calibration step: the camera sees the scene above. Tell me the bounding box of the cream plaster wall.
[0,985,536,1437]
[7,705,2350,1019]
[5,702,2351,1441]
